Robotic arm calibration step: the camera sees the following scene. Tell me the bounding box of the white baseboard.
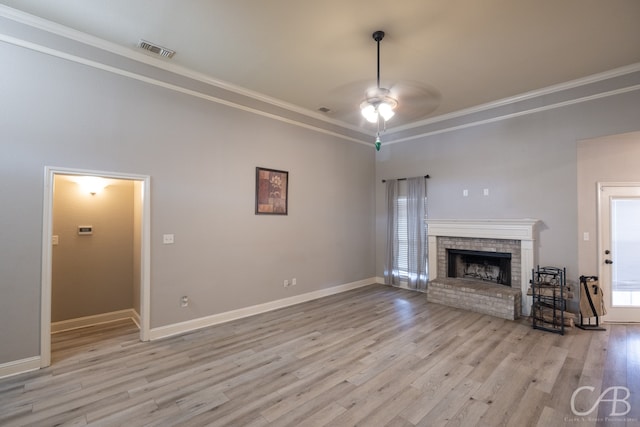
[0,356,40,379]
[51,308,140,333]
[1,309,140,379]
[149,278,376,341]
[376,276,427,293]
[131,309,141,329]
[2,281,375,378]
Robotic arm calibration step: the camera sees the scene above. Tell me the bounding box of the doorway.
[598,183,640,323]
[41,167,151,368]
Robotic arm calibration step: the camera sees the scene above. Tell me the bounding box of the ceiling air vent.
[137,39,175,58]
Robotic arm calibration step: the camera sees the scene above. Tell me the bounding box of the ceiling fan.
[361,30,396,151]
[359,30,441,151]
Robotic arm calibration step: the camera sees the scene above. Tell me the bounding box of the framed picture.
[255,167,288,215]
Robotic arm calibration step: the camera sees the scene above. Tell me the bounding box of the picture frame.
[255,167,288,215]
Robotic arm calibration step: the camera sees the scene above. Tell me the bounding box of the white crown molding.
[2,5,638,149]
[388,62,640,136]
[384,83,640,146]
[0,5,367,137]
[0,32,371,147]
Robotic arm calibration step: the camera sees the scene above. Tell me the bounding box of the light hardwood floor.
[1,284,639,426]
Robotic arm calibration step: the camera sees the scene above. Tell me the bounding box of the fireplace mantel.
[425,218,538,240]
[425,219,539,316]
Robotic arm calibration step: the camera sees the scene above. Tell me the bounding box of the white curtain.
[406,177,428,290]
[384,177,428,290]
[384,179,400,286]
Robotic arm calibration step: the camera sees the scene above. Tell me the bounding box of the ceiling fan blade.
[323,79,441,127]
[388,81,441,118]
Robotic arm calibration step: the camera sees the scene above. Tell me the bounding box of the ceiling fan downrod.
[373,30,385,89]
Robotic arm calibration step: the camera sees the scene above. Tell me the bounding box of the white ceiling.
[2,0,640,135]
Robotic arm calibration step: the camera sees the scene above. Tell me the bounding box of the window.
[396,196,409,278]
[384,177,428,290]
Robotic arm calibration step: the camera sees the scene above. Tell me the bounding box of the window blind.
[397,197,408,277]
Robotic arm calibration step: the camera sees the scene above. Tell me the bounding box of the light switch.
[583,232,589,241]
[483,188,489,196]
[463,189,468,197]
[163,234,175,244]
[52,235,59,245]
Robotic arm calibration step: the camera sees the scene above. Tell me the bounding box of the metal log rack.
[531,266,566,335]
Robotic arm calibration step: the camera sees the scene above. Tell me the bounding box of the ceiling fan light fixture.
[360,95,397,123]
[360,103,378,123]
[378,101,395,121]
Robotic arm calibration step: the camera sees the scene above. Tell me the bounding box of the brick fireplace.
[426,219,539,317]
[439,237,520,287]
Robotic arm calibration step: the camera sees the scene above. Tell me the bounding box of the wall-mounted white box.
[78,226,93,235]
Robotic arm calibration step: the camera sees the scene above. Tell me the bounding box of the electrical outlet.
[292,278,297,286]
[284,279,289,288]
[180,296,189,307]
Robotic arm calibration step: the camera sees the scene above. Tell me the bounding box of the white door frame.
[597,181,640,323]
[41,166,151,367]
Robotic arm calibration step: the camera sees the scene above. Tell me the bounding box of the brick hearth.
[427,277,522,320]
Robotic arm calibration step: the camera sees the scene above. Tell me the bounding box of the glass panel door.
[611,198,640,307]
[599,184,640,322]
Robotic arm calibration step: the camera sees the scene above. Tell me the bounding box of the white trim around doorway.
[41,166,151,368]
[597,182,640,323]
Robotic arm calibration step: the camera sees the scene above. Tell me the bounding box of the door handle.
[605,259,613,264]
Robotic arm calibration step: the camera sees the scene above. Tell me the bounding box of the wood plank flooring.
[1,284,639,426]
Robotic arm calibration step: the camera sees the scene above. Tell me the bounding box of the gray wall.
[577,131,640,275]
[52,177,134,322]
[375,91,640,295]
[0,41,375,363]
[2,13,638,367]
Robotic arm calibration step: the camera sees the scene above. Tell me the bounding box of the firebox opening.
[447,249,512,286]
